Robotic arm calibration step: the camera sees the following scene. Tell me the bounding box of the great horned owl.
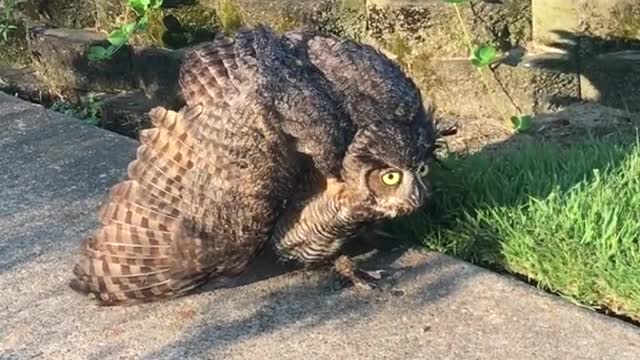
[269,31,436,288]
[69,26,435,304]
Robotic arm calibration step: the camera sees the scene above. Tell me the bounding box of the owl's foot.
[331,255,385,291]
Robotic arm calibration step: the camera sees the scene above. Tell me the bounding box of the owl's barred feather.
[70,106,212,305]
[273,177,359,264]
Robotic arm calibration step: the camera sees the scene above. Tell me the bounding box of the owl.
[269,31,436,289]
[69,26,436,304]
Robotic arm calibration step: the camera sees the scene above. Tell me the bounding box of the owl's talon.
[353,278,380,291]
[330,272,381,292]
[356,269,386,281]
[332,255,384,291]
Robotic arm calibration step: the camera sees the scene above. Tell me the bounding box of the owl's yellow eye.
[417,164,429,177]
[381,170,402,186]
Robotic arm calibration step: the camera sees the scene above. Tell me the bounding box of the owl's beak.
[404,180,429,212]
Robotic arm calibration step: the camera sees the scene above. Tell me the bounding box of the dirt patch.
[439,102,640,156]
[437,114,513,154]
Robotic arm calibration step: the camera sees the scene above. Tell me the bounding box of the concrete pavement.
[0,92,638,360]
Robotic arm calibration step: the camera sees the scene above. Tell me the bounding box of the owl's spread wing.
[70,105,237,305]
[71,29,312,306]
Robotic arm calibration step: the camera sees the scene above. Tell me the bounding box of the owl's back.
[284,30,436,168]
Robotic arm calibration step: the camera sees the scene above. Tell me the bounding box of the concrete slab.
[0,92,638,360]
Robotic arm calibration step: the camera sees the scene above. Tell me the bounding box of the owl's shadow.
[195,231,408,294]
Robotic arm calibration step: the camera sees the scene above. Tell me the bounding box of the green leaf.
[88,44,124,61]
[511,115,533,133]
[104,45,119,57]
[122,21,137,35]
[471,45,498,68]
[128,0,150,16]
[87,46,109,62]
[136,15,149,32]
[107,22,137,47]
[441,0,472,4]
[149,0,163,9]
[107,28,128,46]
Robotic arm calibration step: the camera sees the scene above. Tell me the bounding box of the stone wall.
[0,0,638,137]
[365,0,543,119]
[366,0,640,118]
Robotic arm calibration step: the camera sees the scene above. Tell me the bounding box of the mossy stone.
[200,0,366,39]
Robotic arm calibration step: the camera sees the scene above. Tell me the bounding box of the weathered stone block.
[366,0,531,57]
[366,0,640,117]
[576,1,640,112]
[577,0,639,40]
[364,0,547,119]
[27,27,186,109]
[413,56,579,120]
[532,0,579,48]
[421,59,534,119]
[29,28,135,95]
[531,0,640,112]
[580,51,640,112]
[0,66,54,105]
[131,47,185,109]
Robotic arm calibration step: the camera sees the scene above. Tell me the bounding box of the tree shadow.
[518,30,640,112]
[134,246,476,359]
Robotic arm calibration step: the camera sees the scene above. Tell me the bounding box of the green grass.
[394,135,640,321]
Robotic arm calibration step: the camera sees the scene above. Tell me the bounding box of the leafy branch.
[88,0,163,61]
[442,0,532,133]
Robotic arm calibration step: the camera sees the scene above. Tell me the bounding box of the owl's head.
[340,109,435,220]
[296,31,437,218]
[343,156,431,219]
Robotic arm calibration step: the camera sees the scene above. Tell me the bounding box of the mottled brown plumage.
[70,25,436,303]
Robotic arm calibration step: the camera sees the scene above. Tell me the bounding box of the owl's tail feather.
[70,105,212,305]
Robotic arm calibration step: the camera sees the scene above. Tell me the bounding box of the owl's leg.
[272,177,391,291]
